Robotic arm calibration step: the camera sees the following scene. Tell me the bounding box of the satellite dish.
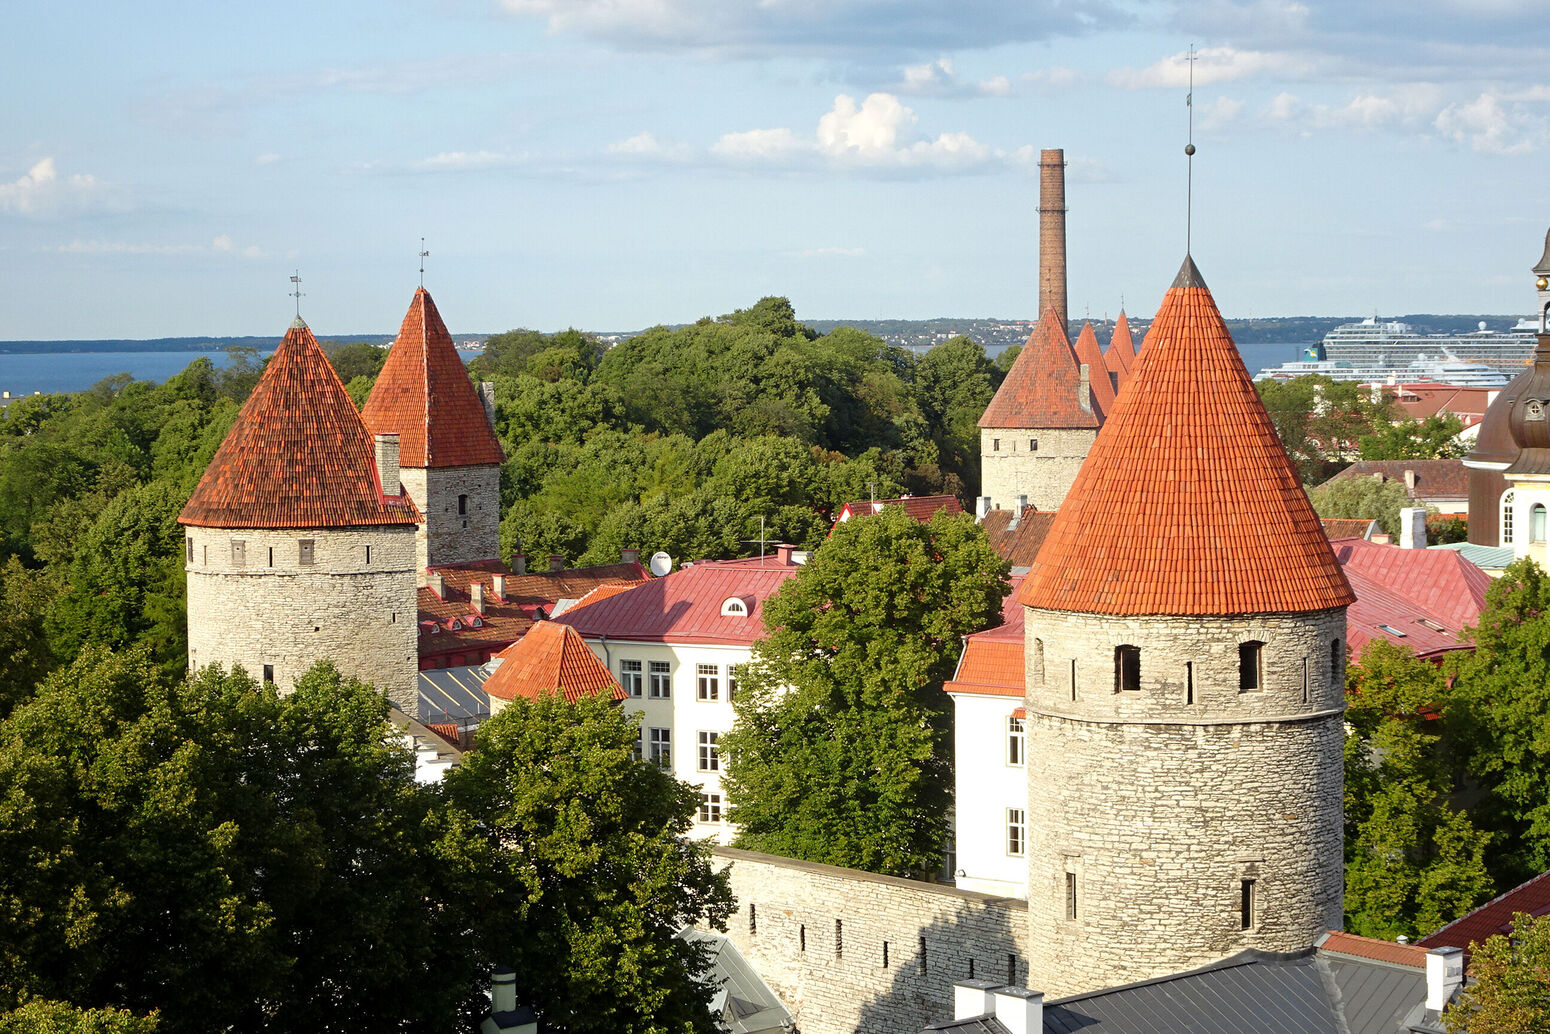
[648,551,673,577]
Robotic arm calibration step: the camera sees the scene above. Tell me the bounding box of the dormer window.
[419,620,440,636]
[446,618,463,631]
[467,614,483,629]
[721,596,749,617]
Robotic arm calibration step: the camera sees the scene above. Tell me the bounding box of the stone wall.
[399,464,501,576]
[979,427,1096,513]
[184,524,419,712]
[1022,606,1347,997]
[714,847,1030,1034]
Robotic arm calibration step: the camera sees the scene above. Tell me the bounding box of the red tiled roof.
[836,495,964,525]
[1421,868,1550,957]
[1073,321,1115,420]
[556,555,802,646]
[482,620,625,704]
[1019,257,1356,616]
[362,288,505,469]
[1322,518,1377,540]
[1105,312,1136,389]
[979,308,1100,430]
[1315,931,1429,969]
[945,575,1025,696]
[1324,460,1470,503]
[417,561,648,660]
[1391,385,1494,424]
[980,508,1057,568]
[180,319,420,529]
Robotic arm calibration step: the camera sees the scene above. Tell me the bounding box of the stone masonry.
[399,463,502,577]
[184,524,419,712]
[714,848,1031,1034]
[980,427,1097,513]
[1023,606,1347,997]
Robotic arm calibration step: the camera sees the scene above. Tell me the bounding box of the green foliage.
[1359,412,1467,460]
[912,336,998,497]
[1444,911,1550,1034]
[1428,514,1469,545]
[321,341,388,383]
[722,507,1010,875]
[1342,640,1492,939]
[1307,474,1420,537]
[436,693,734,1034]
[0,999,158,1033]
[0,558,56,718]
[471,328,603,382]
[1257,376,1389,483]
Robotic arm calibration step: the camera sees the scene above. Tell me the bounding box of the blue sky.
[6,0,1549,338]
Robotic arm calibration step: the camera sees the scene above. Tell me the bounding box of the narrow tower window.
[1185,661,1195,705]
[1301,658,1309,704]
[799,925,806,952]
[1007,954,1017,985]
[919,936,928,974]
[1330,638,1342,687]
[267,546,274,567]
[262,664,274,685]
[1065,872,1079,920]
[882,941,889,968]
[1031,638,1045,685]
[185,537,194,564]
[749,904,756,935]
[458,493,468,515]
[1114,645,1141,692]
[993,438,1001,452]
[1029,438,1038,451]
[1070,658,1077,702]
[364,544,371,565]
[1533,503,1546,544]
[835,920,843,959]
[1502,490,1517,545]
[1238,641,1265,692]
[1241,879,1257,929]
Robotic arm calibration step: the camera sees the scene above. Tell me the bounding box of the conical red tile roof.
[362,288,505,469]
[1073,321,1115,419]
[180,319,420,529]
[1019,257,1354,616]
[482,620,624,704]
[1105,311,1135,388]
[979,308,1100,429]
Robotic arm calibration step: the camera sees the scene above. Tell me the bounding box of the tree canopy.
[1444,911,1550,1034]
[1307,474,1419,537]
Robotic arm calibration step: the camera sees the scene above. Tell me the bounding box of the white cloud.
[255,152,281,166]
[711,127,811,160]
[211,234,264,258]
[1109,45,1316,89]
[414,150,524,171]
[1435,93,1544,154]
[794,246,867,258]
[607,131,693,161]
[979,75,1012,97]
[1021,66,1083,90]
[0,158,114,217]
[54,234,264,258]
[895,57,1015,98]
[1198,96,1245,131]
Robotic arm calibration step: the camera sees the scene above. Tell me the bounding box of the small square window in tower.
[231,540,246,567]
[298,539,314,565]
[1239,641,1265,692]
[1114,645,1141,692]
[1029,438,1038,451]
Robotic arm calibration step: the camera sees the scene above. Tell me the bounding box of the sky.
[6,0,1550,339]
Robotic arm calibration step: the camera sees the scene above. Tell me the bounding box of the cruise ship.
[1254,348,1510,387]
[1320,316,1535,375]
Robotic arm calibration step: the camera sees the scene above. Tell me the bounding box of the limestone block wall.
[399,464,501,576]
[979,427,1096,513]
[184,524,419,712]
[1022,606,1347,997]
[714,848,1031,1034]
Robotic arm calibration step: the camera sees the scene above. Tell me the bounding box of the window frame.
[1238,640,1265,693]
[697,730,720,772]
[648,727,671,767]
[620,659,643,698]
[1533,503,1547,544]
[698,792,722,823]
[1503,489,1517,545]
[648,660,671,699]
[1114,644,1141,692]
[1006,715,1025,767]
[1006,808,1026,857]
[696,662,720,701]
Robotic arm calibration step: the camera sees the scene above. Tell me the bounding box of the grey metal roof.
[924,1018,1008,1034]
[1431,541,1515,571]
[1040,948,1429,1034]
[418,663,491,724]
[677,928,793,1034]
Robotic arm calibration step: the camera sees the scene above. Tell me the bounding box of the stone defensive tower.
[363,288,506,580]
[179,317,420,712]
[1037,148,1068,332]
[1017,256,1353,997]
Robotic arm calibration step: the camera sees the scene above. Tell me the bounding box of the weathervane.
[419,237,429,287]
[289,271,304,318]
[1185,42,1197,255]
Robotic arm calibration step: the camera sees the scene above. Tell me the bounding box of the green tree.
[1444,911,1550,1034]
[0,557,56,716]
[1359,412,1467,460]
[0,999,158,1033]
[321,341,388,383]
[1342,640,1492,939]
[1308,474,1419,537]
[436,693,734,1034]
[911,335,997,496]
[721,507,1009,875]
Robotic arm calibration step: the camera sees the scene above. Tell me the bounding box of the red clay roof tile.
[1421,868,1550,958]
[482,620,625,704]
[836,495,964,525]
[1073,321,1115,420]
[980,509,1057,568]
[362,288,505,469]
[979,308,1101,430]
[180,319,420,529]
[1316,931,1429,968]
[1105,312,1136,389]
[1019,256,1356,616]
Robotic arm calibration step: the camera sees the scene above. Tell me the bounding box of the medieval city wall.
[399,463,502,575]
[979,427,1096,513]
[713,847,1030,1034]
[184,524,418,711]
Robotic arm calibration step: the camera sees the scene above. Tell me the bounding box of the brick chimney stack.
[1038,148,1068,333]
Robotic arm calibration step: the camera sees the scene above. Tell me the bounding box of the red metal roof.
[555,555,802,646]
[362,288,505,469]
[1019,256,1356,616]
[1333,538,1489,632]
[180,319,420,529]
[1316,931,1429,969]
[978,308,1100,430]
[1421,868,1550,958]
[1073,321,1115,420]
[483,620,625,704]
[835,495,964,525]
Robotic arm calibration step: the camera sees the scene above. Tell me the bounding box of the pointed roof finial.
[1185,43,1197,256]
[288,270,305,323]
[419,237,429,288]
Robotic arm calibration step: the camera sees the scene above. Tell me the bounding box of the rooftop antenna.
[419,237,429,287]
[868,481,877,505]
[739,515,770,561]
[1185,43,1197,255]
[289,271,304,319]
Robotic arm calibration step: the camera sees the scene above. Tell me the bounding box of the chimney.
[621,547,641,566]
[471,581,486,615]
[511,553,527,576]
[548,554,564,573]
[491,573,506,599]
[1425,947,1464,1011]
[492,966,517,1014]
[775,544,794,565]
[479,381,497,430]
[1404,468,1417,495]
[993,988,1044,1034]
[953,980,1000,1021]
[1399,506,1428,550]
[429,572,445,599]
[1038,148,1068,331]
[976,495,992,520]
[1078,364,1092,413]
[486,966,538,1034]
[1015,494,1028,518]
[374,432,401,496]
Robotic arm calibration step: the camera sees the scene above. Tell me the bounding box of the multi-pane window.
[298,539,315,565]
[696,663,720,701]
[698,731,720,771]
[648,661,671,699]
[620,659,643,698]
[1239,641,1265,692]
[648,727,671,767]
[1006,809,1026,857]
[698,793,722,823]
[1503,490,1516,545]
[1534,503,1547,544]
[1006,716,1025,766]
[728,665,741,700]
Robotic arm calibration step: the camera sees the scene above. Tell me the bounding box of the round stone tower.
[1018,256,1354,998]
[179,316,421,712]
